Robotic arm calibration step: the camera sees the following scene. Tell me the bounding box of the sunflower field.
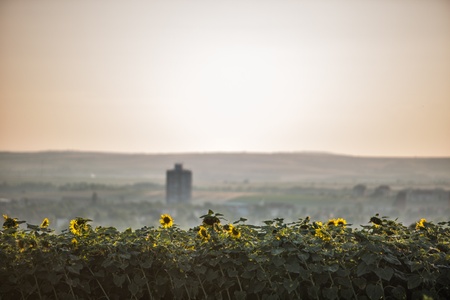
[1,211,449,300]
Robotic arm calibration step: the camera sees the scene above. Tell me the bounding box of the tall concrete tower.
[166,163,192,204]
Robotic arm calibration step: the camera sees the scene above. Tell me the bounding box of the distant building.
[166,163,192,204]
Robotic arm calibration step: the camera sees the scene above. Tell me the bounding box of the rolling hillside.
[1,151,449,186]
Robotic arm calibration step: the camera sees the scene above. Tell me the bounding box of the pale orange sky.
[1,0,449,156]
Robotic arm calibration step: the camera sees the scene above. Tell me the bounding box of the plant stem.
[219,265,232,300]
[87,266,110,300]
[196,273,208,299]
[125,274,139,300]
[33,274,43,300]
[235,275,243,291]
[140,266,154,300]
[63,269,77,300]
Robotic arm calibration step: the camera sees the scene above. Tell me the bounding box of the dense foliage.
[1,212,449,300]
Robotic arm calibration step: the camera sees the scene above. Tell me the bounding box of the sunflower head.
[159,214,174,228]
[315,228,331,241]
[230,227,241,239]
[335,218,347,227]
[200,209,225,227]
[223,223,233,232]
[370,216,382,225]
[198,226,210,241]
[327,219,337,227]
[40,218,50,229]
[202,215,220,226]
[416,218,427,230]
[2,214,19,229]
[17,239,26,252]
[69,217,91,236]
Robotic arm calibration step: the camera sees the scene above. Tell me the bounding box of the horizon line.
[0,149,449,159]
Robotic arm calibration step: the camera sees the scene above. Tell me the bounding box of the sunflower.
[40,218,50,229]
[416,218,427,230]
[335,218,347,227]
[198,226,210,240]
[315,227,331,241]
[223,223,233,232]
[230,227,241,239]
[159,214,174,228]
[202,215,220,226]
[327,219,337,227]
[17,239,26,252]
[69,218,90,236]
[2,214,18,229]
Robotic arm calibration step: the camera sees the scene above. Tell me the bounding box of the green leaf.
[47,272,62,285]
[252,281,266,294]
[357,261,370,277]
[233,217,247,224]
[322,286,339,300]
[241,270,254,279]
[392,286,406,299]
[407,275,422,289]
[307,286,320,299]
[335,276,352,288]
[283,278,299,294]
[374,267,394,281]
[234,291,246,300]
[205,269,219,282]
[408,261,423,272]
[67,263,83,275]
[339,288,355,300]
[324,264,339,273]
[227,269,238,277]
[134,274,147,287]
[366,284,383,300]
[285,262,301,274]
[141,259,153,269]
[173,278,186,289]
[353,277,367,290]
[361,253,378,265]
[383,254,401,265]
[27,224,40,231]
[113,274,126,288]
[196,265,207,275]
[310,263,323,274]
[128,281,139,296]
[271,248,285,256]
[297,252,310,261]
[271,256,285,267]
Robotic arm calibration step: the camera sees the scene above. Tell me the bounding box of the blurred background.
[1,0,449,231]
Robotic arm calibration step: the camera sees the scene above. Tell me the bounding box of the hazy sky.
[1,0,449,156]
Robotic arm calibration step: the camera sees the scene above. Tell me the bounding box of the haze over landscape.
[2,3,450,298]
[1,0,449,232]
[1,0,450,157]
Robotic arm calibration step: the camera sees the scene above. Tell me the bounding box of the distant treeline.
[0,181,161,192]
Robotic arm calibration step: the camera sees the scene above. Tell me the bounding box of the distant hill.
[1,151,449,185]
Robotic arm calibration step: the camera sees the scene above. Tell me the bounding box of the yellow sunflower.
[416,218,427,230]
[223,223,233,233]
[315,227,331,241]
[40,218,50,229]
[335,218,347,227]
[326,219,337,227]
[159,214,174,228]
[230,227,241,239]
[198,226,210,240]
[2,214,19,229]
[69,218,90,236]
